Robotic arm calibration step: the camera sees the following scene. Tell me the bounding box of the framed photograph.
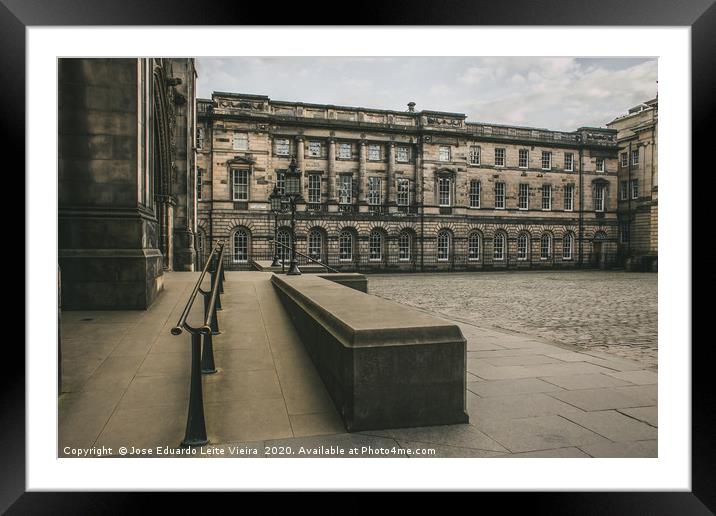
[10,0,711,511]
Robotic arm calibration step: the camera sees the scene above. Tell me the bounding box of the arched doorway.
[592,231,608,268]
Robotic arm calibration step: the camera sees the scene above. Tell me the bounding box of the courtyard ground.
[59,270,657,459]
[369,270,658,370]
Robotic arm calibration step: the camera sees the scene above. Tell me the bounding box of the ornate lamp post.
[268,186,285,267]
[283,157,303,275]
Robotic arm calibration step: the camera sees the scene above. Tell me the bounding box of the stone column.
[358,140,366,204]
[327,138,336,202]
[387,142,395,205]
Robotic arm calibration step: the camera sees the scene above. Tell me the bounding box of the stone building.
[607,98,658,272]
[58,58,199,309]
[196,92,619,272]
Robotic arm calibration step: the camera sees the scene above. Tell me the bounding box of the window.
[439,146,451,162]
[232,229,249,263]
[196,127,204,150]
[631,149,639,165]
[339,231,353,261]
[469,146,481,165]
[233,132,248,151]
[276,171,285,196]
[541,151,552,170]
[307,141,322,158]
[232,169,249,201]
[620,221,630,244]
[308,174,321,203]
[493,233,506,261]
[469,180,481,208]
[495,148,505,167]
[540,233,552,260]
[468,232,481,261]
[620,152,628,167]
[397,178,410,206]
[594,184,605,212]
[564,152,574,172]
[396,146,410,163]
[630,178,639,199]
[596,158,605,173]
[196,169,203,201]
[274,138,290,156]
[517,233,529,261]
[437,231,451,261]
[277,229,291,262]
[495,182,505,209]
[308,230,323,260]
[518,184,529,210]
[519,149,529,168]
[368,144,381,161]
[563,185,574,211]
[620,180,628,200]
[563,233,574,260]
[399,232,412,261]
[368,177,382,205]
[542,184,552,210]
[338,175,352,204]
[438,177,451,206]
[369,231,383,261]
[336,143,350,159]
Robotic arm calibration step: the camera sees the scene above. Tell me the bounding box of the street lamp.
[268,186,285,267]
[283,157,303,275]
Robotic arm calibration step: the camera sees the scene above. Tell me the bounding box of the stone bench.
[271,274,468,432]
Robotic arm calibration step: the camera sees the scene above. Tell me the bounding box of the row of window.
[619,179,640,200]
[229,228,577,264]
[619,149,640,167]
[215,169,608,212]
[198,130,609,173]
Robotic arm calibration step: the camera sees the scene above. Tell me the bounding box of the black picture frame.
[8,0,711,512]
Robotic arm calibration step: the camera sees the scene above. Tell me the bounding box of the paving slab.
[605,370,658,385]
[468,392,583,421]
[561,410,657,442]
[467,378,564,397]
[359,424,508,453]
[580,440,658,458]
[549,385,657,411]
[618,406,658,427]
[474,415,611,453]
[541,373,632,391]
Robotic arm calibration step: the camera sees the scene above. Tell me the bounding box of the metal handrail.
[274,240,340,273]
[170,240,226,447]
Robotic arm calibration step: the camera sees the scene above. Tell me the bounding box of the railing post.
[201,331,217,374]
[181,332,208,447]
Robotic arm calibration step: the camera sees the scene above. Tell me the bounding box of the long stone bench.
[271,274,468,432]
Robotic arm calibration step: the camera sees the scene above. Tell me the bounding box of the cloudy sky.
[196,57,657,131]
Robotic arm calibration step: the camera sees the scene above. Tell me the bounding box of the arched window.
[398,231,412,262]
[277,229,291,262]
[468,232,481,261]
[232,229,249,263]
[339,230,353,261]
[540,233,552,260]
[369,230,384,261]
[437,230,451,261]
[308,229,323,261]
[517,233,529,261]
[493,232,506,261]
[563,232,574,260]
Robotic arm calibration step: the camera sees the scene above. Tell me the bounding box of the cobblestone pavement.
[369,271,658,370]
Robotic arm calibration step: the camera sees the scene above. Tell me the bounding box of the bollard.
[181,332,208,447]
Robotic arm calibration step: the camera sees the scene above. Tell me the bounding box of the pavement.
[59,271,657,458]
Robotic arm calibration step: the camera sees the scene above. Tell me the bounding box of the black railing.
[274,240,340,273]
[170,241,226,447]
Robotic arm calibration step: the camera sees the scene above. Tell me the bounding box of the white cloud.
[196,56,657,130]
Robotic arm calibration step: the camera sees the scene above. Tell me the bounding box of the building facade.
[196,92,619,272]
[607,98,658,272]
[58,58,199,309]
